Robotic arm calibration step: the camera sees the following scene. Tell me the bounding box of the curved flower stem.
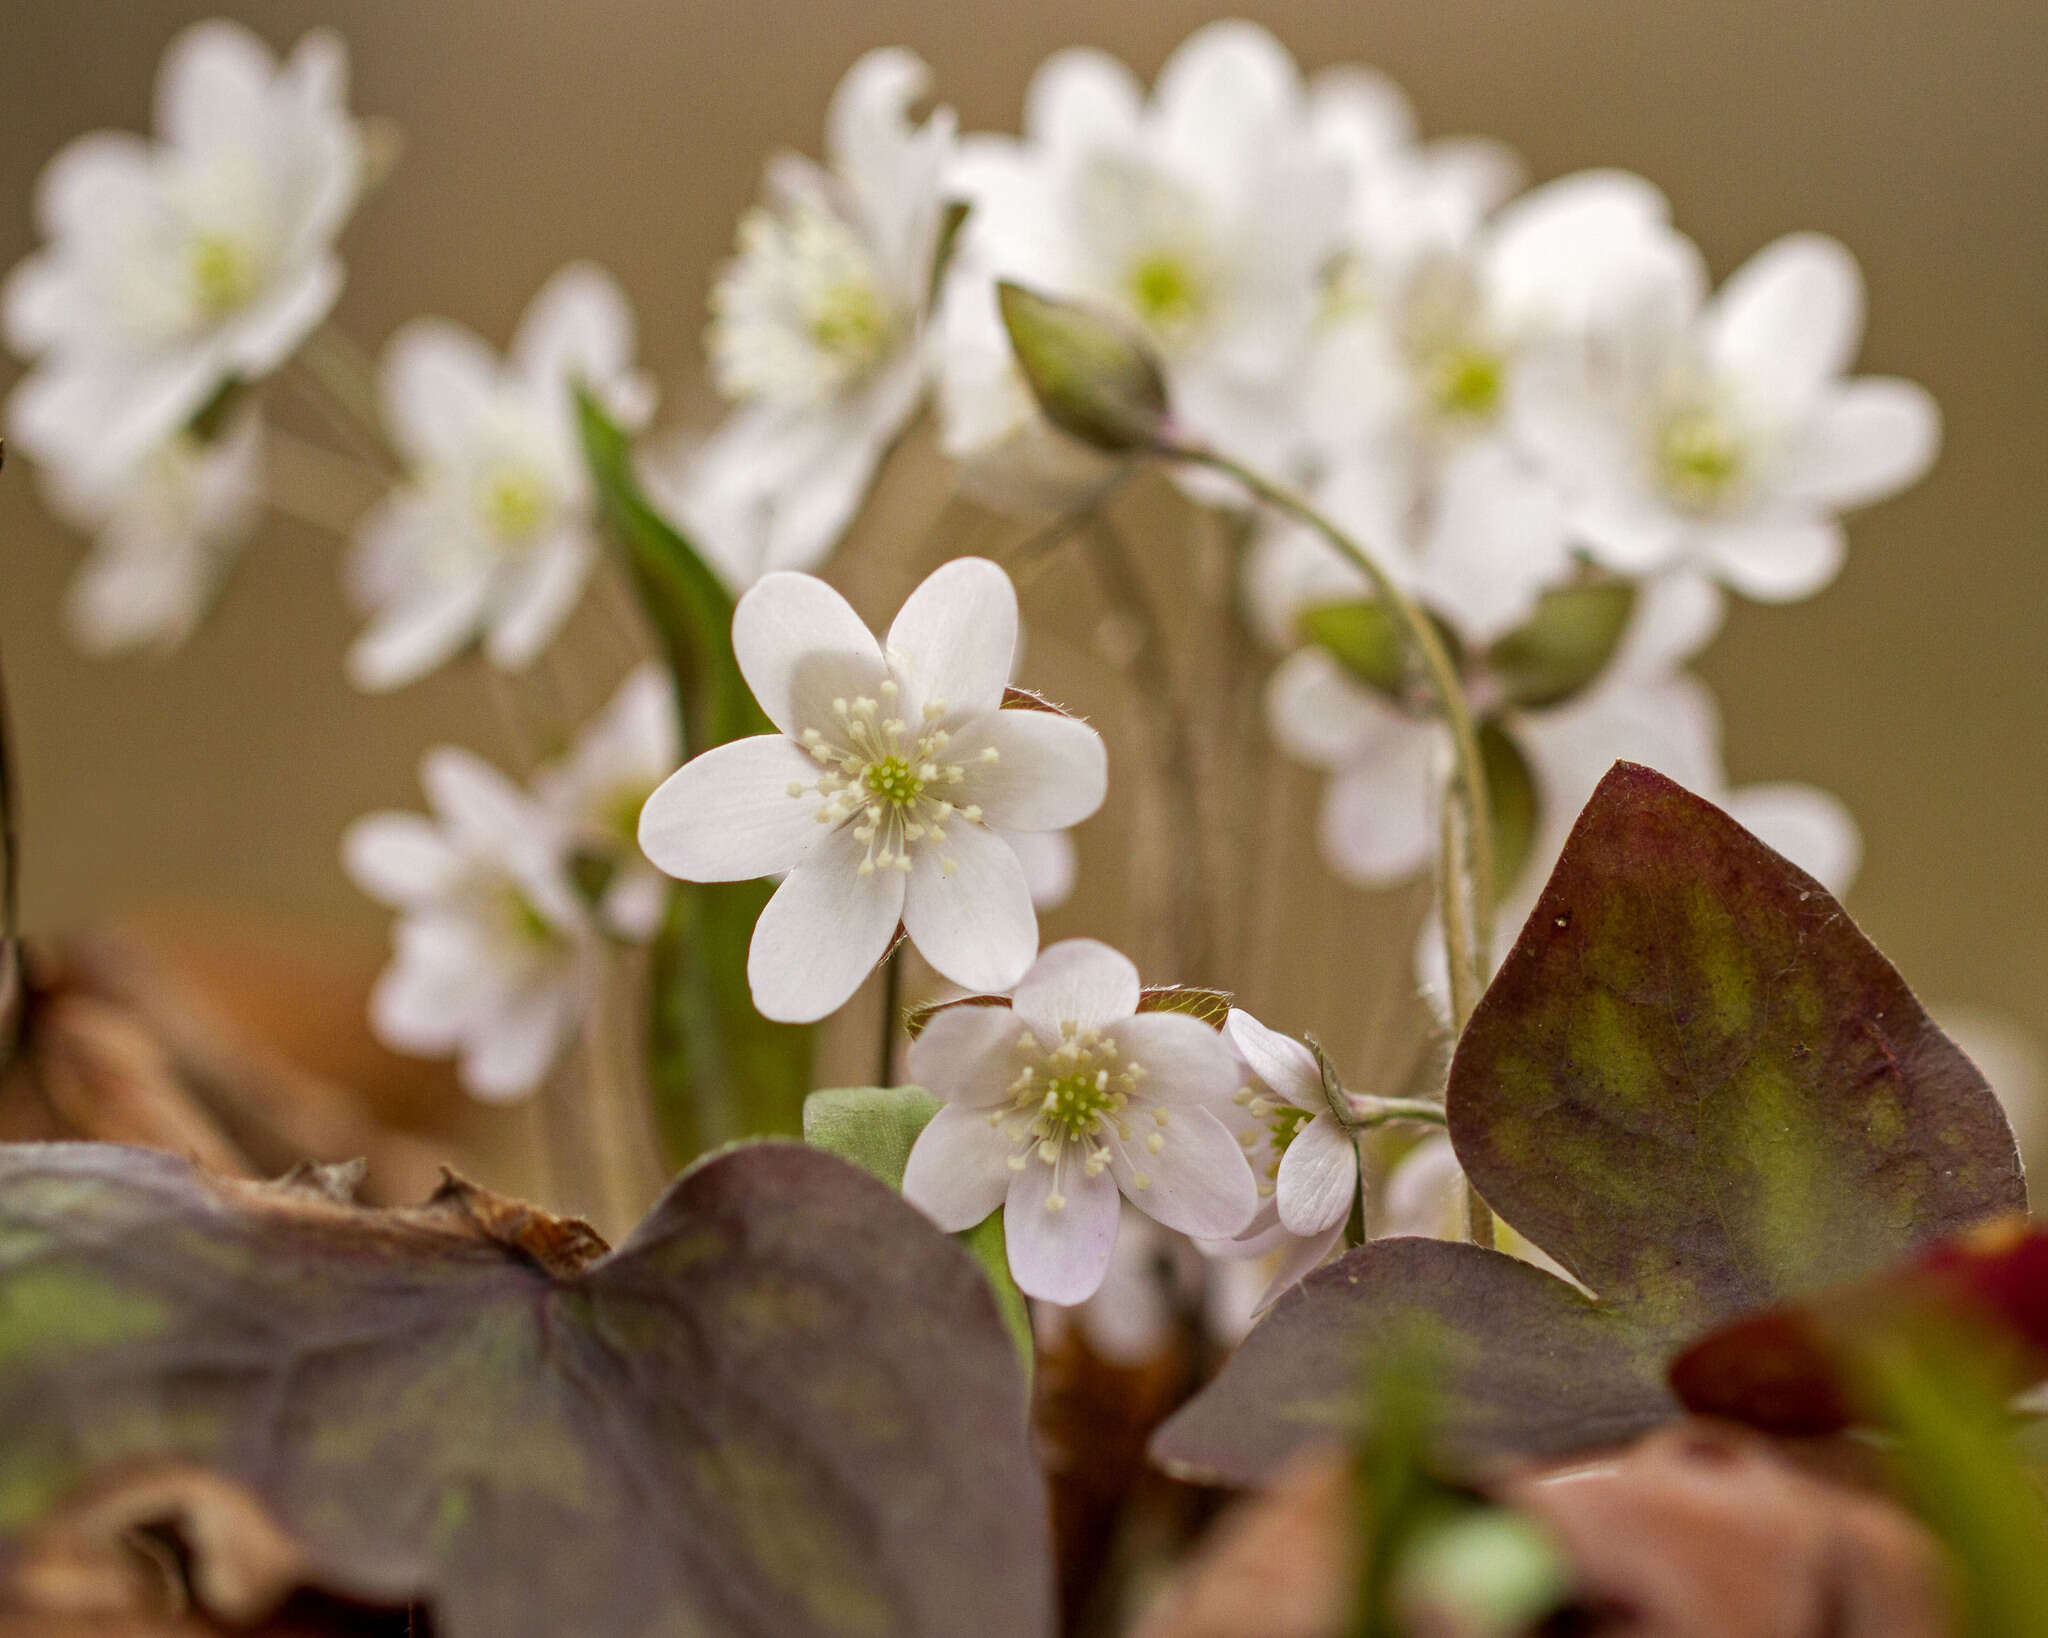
[1161,439,1500,1243]
[289,325,401,475]
[1346,1095,1450,1129]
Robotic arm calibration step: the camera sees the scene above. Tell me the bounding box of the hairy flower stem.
[0,617,20,1062]
[1346,1095,1451,1129]
[1161,440,1501,1241]
[1082,515,1211,977]
[876,941,903,1085]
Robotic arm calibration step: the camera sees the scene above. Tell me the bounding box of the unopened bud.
[996,282,1170,454]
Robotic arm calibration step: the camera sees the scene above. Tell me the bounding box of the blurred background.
[1,1,2043,1163]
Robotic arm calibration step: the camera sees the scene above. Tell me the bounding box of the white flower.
[687,49,954,575]
[1007,827,1078,911]
[538,663,679,942]
[3,20,361,482]
[900,939,1257,1304]
[346,263,653,691]
[1516,232,1940,601]
[1198,1009,1358,1310]
[1035,1207,1259,1363]
[939,22,1346,502]
[637,557,1107,1023]
[39,407,264,655]
[344,747,590,1103]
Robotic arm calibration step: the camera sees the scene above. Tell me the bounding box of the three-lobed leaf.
[1154,763,2025,1484]
[0,1141,1052,1638]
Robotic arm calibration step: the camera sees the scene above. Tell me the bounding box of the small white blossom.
[344,747,590,1103]
[3,20,361,481]
[901,939,1257,1305]
[686,49,954,575]
[1199,1009,1357,1310]
[1515,232,1940,601]
[1035,1207,1261,1363]
[538,663,679,942]
[39,407,263,655]
[346,263,653,691]
[637,557,1107,1022]
[939,22,1346,504]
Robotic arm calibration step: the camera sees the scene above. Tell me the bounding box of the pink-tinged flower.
[1199,1008,1358,1310]
[637,557,1107,1023]
[901,939,1258,1305]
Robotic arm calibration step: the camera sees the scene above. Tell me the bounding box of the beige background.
[0,2,2043,1096]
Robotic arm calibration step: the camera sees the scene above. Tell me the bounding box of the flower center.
[1125,250,1207,337]
[187,232,259,318]
[709,198,897,405]
[1233,1084,1311,1199]
[474,461,555,544]
[989,1023,1163,1212]
[1425,343,1506,423]
[1655,405,1745,511]
[789,679,1000,878]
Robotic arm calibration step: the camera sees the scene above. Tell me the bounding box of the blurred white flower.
[40,407,264,655]
[900,938,1256,1305]
[1200,1008,1358,1310]
[344,747,590,1103]
[1035,1206,1262,1363]
[686,49,955,575]
[346,263,653,691]
[538,663,679,942]
[1007,826,1078,911]
[1517,232,1939,601]
[3,20,361,482]
[939,22,1345,503]
[637,557,1106,1022]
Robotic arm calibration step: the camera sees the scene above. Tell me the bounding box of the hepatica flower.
[901,940,1257,1305]
[683,49,955,575]
[345,748,590,1103]
[1517,232,1939,601]
[3,20,361,481]
[1202,1008,1359,1309]
[638,557,1107,1023]
[347,263,653,690]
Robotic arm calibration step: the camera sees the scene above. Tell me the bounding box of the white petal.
[901,1102,1015,1232]
[485,530,595,670]
[1005,827,1077,910]
[421,746,540,853]
[381,319,501,466]
[1379,1132,1466,1239]
[1611,569,1725,678]
[1105,1013,1242,1106]
[955,708,1107,831]
[342,813,458,906]
[1722,783,1862,898]
[907,1003,1032,1108]
[512,262,639,407]
[730,571,887,740]
[1154,21,1301,184]
[746,824,906,1023]
[1012,938,1140,1040]
[1112,1106,1257,1240]
[1776,378,1940,512]
[1022,48,1142,153]
[884,557,1017,724]
[464,982,579,1104]
[346,574,490,693]
[903,821,1037,994]
[1276,1112,1357,1236]
[1418,441,1573,644]
[1317,723,1441,887]
[156,20,275,153]
[1265,646,1395,767]
[1223,1009,1324,1110]
[1697,515,1846,604]
[1251,1218,1348,1314]
[637,735,823,883]
[222,259,344,376]
[1005,1157,1120,1306]
[1708,233,1863,414]
[369,944,472,1056]
[1574,486,1689,576]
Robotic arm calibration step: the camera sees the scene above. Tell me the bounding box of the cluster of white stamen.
[1232,1082,1312,1199]
[785,675,998,877]
[708,195,899,406]
[984,1021,1157,1212]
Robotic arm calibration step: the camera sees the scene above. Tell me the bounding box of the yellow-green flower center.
[1126,251,1205,335]
[863,754,925,807]
[1428,344,1506,422]
[188,233,258,318]
[994,1024,1161,1212]
[809,281,891,370]
[1041,1070,1118,1141]
[476,463,554,543]
[1656,406,1745,510]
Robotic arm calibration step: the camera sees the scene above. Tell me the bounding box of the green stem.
[1346,1095,1450,1130]
[876,942,903,1086]
[1163,440,1500,1244]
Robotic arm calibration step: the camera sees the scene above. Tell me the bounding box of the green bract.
[0,1141,1052,1638]
[1153,763,2025,1484]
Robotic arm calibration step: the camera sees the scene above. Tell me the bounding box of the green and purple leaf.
[1154,763,2024,1484]
[0,1141,1052,1638]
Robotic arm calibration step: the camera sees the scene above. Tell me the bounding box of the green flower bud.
[996,281,1171,454]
